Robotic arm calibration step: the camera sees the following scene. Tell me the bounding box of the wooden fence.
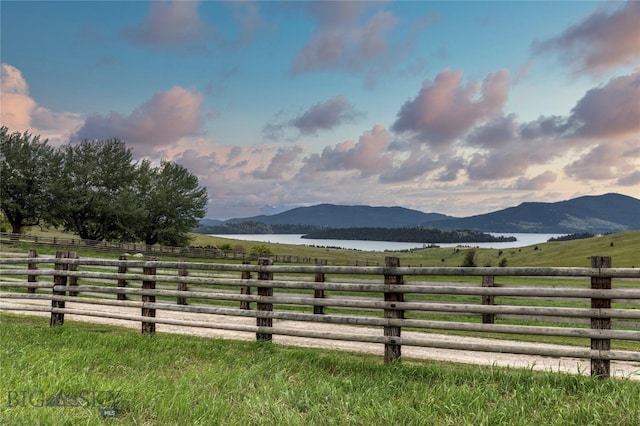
[1,251,639,378]
[0,232,329,264]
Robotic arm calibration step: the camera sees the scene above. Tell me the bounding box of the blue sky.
[2,1,639,219]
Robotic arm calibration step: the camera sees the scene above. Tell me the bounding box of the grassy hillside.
[482,231,640,268]
[6,228,640,268]
[190,230,640,268]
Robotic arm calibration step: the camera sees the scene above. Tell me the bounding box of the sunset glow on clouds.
[1,1,638,219]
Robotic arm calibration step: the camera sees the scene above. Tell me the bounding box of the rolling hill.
[224,204,453,228]
[429,193,640,233]
[199,193,640,234]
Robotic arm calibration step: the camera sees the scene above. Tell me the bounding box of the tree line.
[301,227,517,243]
[0,126,208,246]
[193,221,322,235]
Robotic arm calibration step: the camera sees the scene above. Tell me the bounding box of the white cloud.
[0,63,82,144]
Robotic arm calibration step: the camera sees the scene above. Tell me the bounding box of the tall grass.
[1,313,639,425]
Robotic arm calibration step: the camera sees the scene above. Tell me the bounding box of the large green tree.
[0,126,59,234]
[54,139,142,241]
[134,160,208,246]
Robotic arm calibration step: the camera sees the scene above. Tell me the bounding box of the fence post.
[117,255,128,300]
[177,259,188,305]
[27,249,37,294]
[50,251,69,327]
[590,256,611,378]
[68,252,78,297]
[256,258,273,341]
[142,256,157,334]
[240,261,251,310]
[384,257,404,364]
[314,273,325,315]
[481,275,495,324]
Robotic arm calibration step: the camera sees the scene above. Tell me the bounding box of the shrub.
[461,249,477,267]
[250,243,273,256]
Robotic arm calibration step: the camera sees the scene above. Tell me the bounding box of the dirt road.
[2,298,639,380]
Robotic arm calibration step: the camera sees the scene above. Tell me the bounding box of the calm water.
[209,233,566,252]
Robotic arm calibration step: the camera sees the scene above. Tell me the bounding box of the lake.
[209,233,566,252]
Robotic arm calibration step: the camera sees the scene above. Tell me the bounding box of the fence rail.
[0,232,328,264]
[1,251,639,378]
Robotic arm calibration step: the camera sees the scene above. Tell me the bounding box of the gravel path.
[2,298,639,380]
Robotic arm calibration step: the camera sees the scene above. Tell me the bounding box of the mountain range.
[198,193,640,234]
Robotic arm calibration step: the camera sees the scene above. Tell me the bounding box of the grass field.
[1,314,639,425]
[5,228,640,268]
[2,230,639,424]
[189,230,640,268]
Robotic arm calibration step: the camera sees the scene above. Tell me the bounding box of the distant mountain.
[199,218,224,227]
[224,204,453,228]
[197,193,640,234]
[429,193,640,233]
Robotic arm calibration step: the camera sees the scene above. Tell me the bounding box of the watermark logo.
[7,389,120,417]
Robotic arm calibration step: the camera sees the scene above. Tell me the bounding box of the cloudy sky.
[1,1,639,219]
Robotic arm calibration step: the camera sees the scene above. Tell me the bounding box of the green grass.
[1,313,640,425]
[6,227,640,268]
[189,230,640,268]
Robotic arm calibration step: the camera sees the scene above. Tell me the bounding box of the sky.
[1,1,639,220]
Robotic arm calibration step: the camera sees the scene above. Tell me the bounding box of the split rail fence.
[0,233,329,264]
[1,251,639,378]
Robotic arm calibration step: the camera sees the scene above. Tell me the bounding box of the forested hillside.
[301,227,516,243]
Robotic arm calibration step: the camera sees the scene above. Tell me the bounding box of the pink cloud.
[461,115,570,182]
[74,86,204,155]
[564,139,640,181]
[174,149,223,177]
[513,61,533,85]
[515,71,640,141]
[1,63,29,95]
[436,156,466,182]
[511,171,557,190]
[391,69,510,149]
[568,72,640,139]
[252,146,304,179]
[534,2,640,75]
[307,1,363,25]
[0,63,82,144]
[290,3,439,88]
[466,114,519,148]
[618,171,640,187]
[290,95,362,135]
[291,3,397,74]
[228,2,267,47]
[122,1,210,48]
[352,11,397,64]
[465,150,531,181]
[378,148,439,183]
[449,70,640,183]
[122,1,266,52]
[301,125,394,175]
[1,64,35,131]
[263,95,363,140]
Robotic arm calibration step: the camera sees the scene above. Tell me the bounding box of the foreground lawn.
[1,313,639,425]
